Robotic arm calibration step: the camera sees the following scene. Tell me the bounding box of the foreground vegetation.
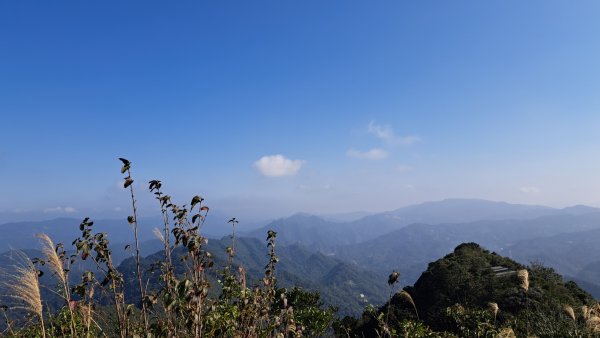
[1,159,600,337]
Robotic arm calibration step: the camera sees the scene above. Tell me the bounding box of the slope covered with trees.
[343,243,597,337]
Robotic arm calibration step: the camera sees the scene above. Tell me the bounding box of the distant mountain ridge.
[5,198,600,302]
[248,198,600,250]
[333,212,600,284]
[0,211,261,252]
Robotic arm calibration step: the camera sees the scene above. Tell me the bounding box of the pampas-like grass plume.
[582,305,590,320]
[37,233,75,336]
[37,233,67,285]
[0,250,46,338]
[399,290,419,320]
[517,269,529,292]
[587,315,600,333]
[564,305,576,321]
[496,327,516,338]
[488,302,499,320]
[153,227,167,245]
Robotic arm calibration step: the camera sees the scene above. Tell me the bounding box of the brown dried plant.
[399,290,419,320]
[488,302,499,323]
[564,305,576,321]
[517,269,529,292]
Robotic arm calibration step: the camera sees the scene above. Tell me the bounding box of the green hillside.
[116,236,387,317]
[345,243,596,337]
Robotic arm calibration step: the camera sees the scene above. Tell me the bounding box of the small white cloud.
[368,121,420,145]
[368,121,395,141]
[520,186,540,194]
[347,148,388,160]
[43,206,77,214]
[254,154,305,177]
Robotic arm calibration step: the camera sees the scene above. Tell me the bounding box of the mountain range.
[3,198,600,312]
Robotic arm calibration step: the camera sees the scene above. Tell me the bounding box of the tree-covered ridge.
[116,236,387,317]
[344,243,597,337]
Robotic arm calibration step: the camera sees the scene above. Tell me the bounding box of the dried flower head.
[488,302,499,318]
[388,271,399,286]
[564,305,576,321]
[517,269,529,292]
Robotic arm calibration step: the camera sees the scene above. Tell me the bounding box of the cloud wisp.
[254,154,305,177]
[368,121,420,145]
[346,148,388,160]
[43,206,77,213]
[520,186,540,194]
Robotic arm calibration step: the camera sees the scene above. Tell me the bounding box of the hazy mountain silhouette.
[249,199,600,251]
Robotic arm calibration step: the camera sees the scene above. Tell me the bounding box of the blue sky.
[1,1,600,222]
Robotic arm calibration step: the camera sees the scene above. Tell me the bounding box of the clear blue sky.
[1,1,600,222]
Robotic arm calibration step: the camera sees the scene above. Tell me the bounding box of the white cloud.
[520,186,540,194]
[346,148,388,160]
[254,154,305,177]
[43,206,77,213]
[367,121,420,145]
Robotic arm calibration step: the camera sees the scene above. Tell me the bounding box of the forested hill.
[117,236,387,316]
[345,243,596,337]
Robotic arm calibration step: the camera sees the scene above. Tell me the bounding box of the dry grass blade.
[153,227,166,246]
[517,269,529,292]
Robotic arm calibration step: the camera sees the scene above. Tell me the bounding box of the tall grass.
[0,250,46,338]
[37,233,75,336]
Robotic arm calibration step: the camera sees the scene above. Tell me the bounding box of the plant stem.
[126,168,149,331]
